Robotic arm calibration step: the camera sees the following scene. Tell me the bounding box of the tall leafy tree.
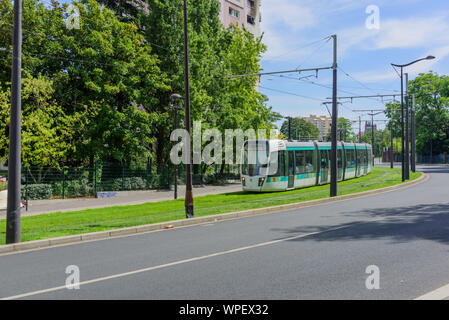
[409,72,449,157]
[0,74,75,167]
[99,0,279,169]
[1,0,170,167]
[280,117,320,141]
[324,117,354,142]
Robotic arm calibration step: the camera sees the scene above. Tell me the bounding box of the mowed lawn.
[0,167,421,244]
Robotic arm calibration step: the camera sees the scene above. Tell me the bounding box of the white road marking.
[1,226,350,300]
[415,283,449,300]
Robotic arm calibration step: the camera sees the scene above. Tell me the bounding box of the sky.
[260,0,449,131]
[47,0,449,132]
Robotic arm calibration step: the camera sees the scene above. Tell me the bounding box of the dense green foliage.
[280,117,320,141]
[409,72,449,156]
[21,183,52,200]
[385,72,449,156]
[0,0,278,169]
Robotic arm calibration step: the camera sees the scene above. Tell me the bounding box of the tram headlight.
[258,177,265,186]
[242,177,246,186]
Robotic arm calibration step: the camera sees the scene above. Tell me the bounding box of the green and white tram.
[241,140,373,192]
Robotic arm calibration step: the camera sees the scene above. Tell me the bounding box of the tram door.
[356,149,362,177]
[363,150,368,175]
[337,149,343,181]
[287,151,295,189]
[319,150,329,184]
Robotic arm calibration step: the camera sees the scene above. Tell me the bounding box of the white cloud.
[374,16,449,49]
[262,0,317,31]
[352,45,449,83]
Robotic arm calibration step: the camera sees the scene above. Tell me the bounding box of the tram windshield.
[242,141,269,176]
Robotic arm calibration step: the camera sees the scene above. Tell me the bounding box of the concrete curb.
[0,172,429,255]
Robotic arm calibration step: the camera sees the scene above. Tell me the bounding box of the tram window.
[337,149,343,169]
[242,150,248,175]
[305,151,314,173]
[295,150,306,174]
[279,151,286,176]
[267,152,278,176]
[320,150,328,169]
[269,151,285,177]
[346,149,355,168]
[288,151,295,175]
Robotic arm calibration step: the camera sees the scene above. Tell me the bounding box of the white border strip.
[415,283,449,300]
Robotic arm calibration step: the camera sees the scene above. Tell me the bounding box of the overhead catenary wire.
[266,35,332,61]
[338,65,385,96]
[268,74,381,106]
[295,36,332,69]
[259,86,326,102]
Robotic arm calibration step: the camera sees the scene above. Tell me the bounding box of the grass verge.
[0,167,421,244]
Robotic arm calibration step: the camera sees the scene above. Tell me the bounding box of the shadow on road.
[272,202,449,246]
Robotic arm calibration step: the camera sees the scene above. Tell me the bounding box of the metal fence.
[0,164,241,200]
[381,150,449,164]
[417,154,449,164]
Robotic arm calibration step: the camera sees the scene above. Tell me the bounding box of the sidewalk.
[0,183,243,220]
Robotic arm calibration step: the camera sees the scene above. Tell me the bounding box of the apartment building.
[218,0,262,37]
[303,115,332,140]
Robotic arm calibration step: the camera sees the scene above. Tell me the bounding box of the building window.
[229,8,240,18]
[247,15,255,25]
[247,0,255,8]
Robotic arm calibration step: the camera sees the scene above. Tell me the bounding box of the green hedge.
[51,180,93,198]
[0,181,7,191]
[21,184,52,200]
[112,177,147,191]
[66,180,92,197]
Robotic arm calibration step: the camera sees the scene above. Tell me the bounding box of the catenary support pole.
[411,94,416,172]
[330,34,338,198]
[359,116,361,143]
[405,73,410,180]
[400,67,405,181]
[371,113,375,165]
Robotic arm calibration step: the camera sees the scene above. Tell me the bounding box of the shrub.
[147,174,170,189]
[66,179,93,198]
[21,184,52,200]
[51,182,63,197]
[112,177,147,191]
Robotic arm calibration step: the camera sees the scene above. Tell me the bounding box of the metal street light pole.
[411,94,416,172]
[391,55,435,182]
[183,0,194,218]
[169,94,183,200]
[366,111,383,166]
[390,120,394,169]
[405,73,410,180]
[6,0,22,244]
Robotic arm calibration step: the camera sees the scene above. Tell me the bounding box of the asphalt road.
[1,165,449,300]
